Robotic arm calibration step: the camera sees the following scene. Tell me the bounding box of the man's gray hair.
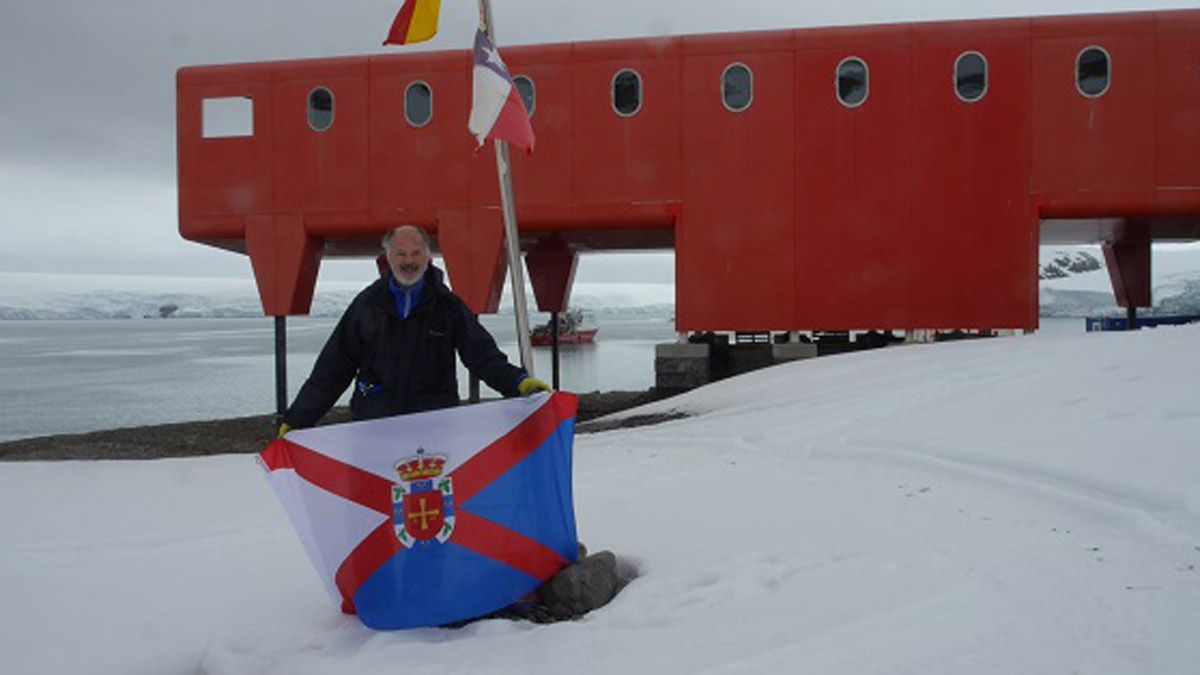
[381,225,433,254]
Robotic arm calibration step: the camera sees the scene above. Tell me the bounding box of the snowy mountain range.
[1038,246,1200,318]
[0,271,675,321]
[2,246,1198,321]
[1038,250,1103,279]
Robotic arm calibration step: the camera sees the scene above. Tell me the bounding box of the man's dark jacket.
[282,265,524,428]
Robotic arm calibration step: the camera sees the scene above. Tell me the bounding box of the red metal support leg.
[526,237,578,390]
[437,209,507,314]
[525,237,579,313]
[245,214,324,316]
[1102,234,1151,324]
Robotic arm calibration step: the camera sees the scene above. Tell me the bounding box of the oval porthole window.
[955,51,988,102]
[1076,46,1111,97]
[612,69,642,117]
[836,57,868,108]
[722,63,753,112]
[513,75,535,116]
[307,87,334,132]
[405,81,432,127]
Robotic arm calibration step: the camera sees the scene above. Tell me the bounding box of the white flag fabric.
[259,392,579,629]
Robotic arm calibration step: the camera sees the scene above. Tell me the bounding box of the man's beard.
[394,263,426,286]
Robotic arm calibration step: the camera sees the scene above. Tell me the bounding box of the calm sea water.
[0,315,1089,442]
[0,314,677,442]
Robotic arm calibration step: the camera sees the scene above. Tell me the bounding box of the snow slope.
[2,325,1198,674]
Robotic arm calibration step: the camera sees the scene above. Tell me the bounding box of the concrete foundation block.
[772,342,817,363]
[728,345,774,376]
[655,343,711,390]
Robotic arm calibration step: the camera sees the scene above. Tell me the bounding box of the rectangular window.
[202,96,254,138]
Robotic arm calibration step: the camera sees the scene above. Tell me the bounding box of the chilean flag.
[259,392,578,629]
[468,29,535,152]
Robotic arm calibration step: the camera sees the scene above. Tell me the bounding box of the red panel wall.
[176,65,275,230]
[678,33,795,331]
[498,45,575,214]
[909,20,1034,329]
[369,53,472,226]
[271,60,370,222]
[570,40,682,208]
[794,27,912,330]
[1031,14,1157,198]
[1156,12,1200,189]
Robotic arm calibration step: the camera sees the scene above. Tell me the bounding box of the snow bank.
[1,325,1198,674]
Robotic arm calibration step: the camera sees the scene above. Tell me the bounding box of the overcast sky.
[0,0,1191,284]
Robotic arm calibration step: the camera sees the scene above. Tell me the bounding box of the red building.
[177,9,1200,332]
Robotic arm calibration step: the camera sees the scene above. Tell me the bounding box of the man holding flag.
[264,1,625,629]
[270,225,626,628]
[279,225,548,432]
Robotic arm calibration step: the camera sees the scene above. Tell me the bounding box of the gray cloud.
[0,0,1190,279]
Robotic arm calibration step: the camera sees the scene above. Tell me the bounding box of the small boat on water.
[530,309,598,346]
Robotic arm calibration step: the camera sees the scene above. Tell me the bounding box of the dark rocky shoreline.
[0,390,681,461]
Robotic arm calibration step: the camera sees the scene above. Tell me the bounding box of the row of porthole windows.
[838,46,1110,107]
[305,78,520,132]
[307,66,747,131]
[305,46,1114,131]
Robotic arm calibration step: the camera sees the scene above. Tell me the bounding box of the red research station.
[177,9,1200,333]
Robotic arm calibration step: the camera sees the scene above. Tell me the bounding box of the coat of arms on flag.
[259,392,579,629]
[392,450,454,547]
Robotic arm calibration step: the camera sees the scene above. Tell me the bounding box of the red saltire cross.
[260,394,576,613]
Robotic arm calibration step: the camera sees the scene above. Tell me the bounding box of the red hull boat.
[530,310,598,346]
[530,327,598,346]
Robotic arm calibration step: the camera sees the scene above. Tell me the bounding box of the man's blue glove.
[518,376,552,396]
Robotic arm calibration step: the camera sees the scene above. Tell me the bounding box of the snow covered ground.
[2,325,1199,674]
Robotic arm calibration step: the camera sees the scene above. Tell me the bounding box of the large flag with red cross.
[259,392,579,629]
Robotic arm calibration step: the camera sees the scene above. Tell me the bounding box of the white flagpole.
[477,0,536,378]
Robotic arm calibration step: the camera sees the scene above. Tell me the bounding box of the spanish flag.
[384,0,442,46]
